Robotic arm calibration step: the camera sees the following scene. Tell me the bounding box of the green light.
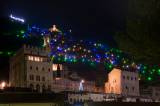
[73,59,77,63]
[0,51,3,54]
[64,58,67,62]
[152,69,156,72]
[158,69,160,74]
[7,52,12,55]
[109,64,113,69]
[90,62,94,66]
[51,56,54,61]
[144,66,147,70]
[142,70,145,74]
[117,55,120,58]
[58,58,61,61]
[123,60,126,64]
[16,35,20,37]
[20,30,25,34]
[147,77,152,81]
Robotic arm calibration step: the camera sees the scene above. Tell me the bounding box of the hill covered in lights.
[0,16,160,83]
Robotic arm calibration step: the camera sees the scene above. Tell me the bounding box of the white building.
[9,45,95,93]
[105,68,139,96]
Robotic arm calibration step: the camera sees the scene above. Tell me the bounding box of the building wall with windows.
[140,86,160,101]
[9,45,65,92]
[9,45,96,93]
[105,68,139,96]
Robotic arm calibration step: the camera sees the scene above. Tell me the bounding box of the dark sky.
[1,0,128,46]
[0,0,128,81]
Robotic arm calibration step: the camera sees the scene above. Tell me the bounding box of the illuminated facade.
[9,45,96,92]
[105,68,139,96]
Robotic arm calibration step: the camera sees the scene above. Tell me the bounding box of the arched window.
[30,66,32,70]
[36,67,38,71]
[42,67,45,71]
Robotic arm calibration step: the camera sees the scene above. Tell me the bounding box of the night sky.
[0,0,128,81]
[1,0,127,45]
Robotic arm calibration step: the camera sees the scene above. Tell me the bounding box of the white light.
[81,80,84,83]
[79,79,85,91]
[1,82,6,89]
[10,14,25,23]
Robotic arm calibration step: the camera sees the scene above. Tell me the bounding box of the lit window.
[28,56,33,61]
[52,64,57,71]
[35,57,40,62]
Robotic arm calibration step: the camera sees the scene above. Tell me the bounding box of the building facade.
[105,68,139,96]
[9,45,96,93]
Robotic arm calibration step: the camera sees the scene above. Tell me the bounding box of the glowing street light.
[0,81,6,89]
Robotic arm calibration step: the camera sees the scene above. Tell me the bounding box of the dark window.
[36,76,40,81]
[42,77,45,81]
[36,67,38,71]
[127,76,129,80]
[70,98,72,102]
[132,87,135,91]
[126,86,128,89]
[30,75,34,80]
[131,77,133,80]
[48,68,50,72]
[42,85,45,92]
[30,66,32,70]
[123,76,125,79]
[29,75,32,80]
[48,85,51,91]
[42,67,45,71]
[135,77,137,80]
